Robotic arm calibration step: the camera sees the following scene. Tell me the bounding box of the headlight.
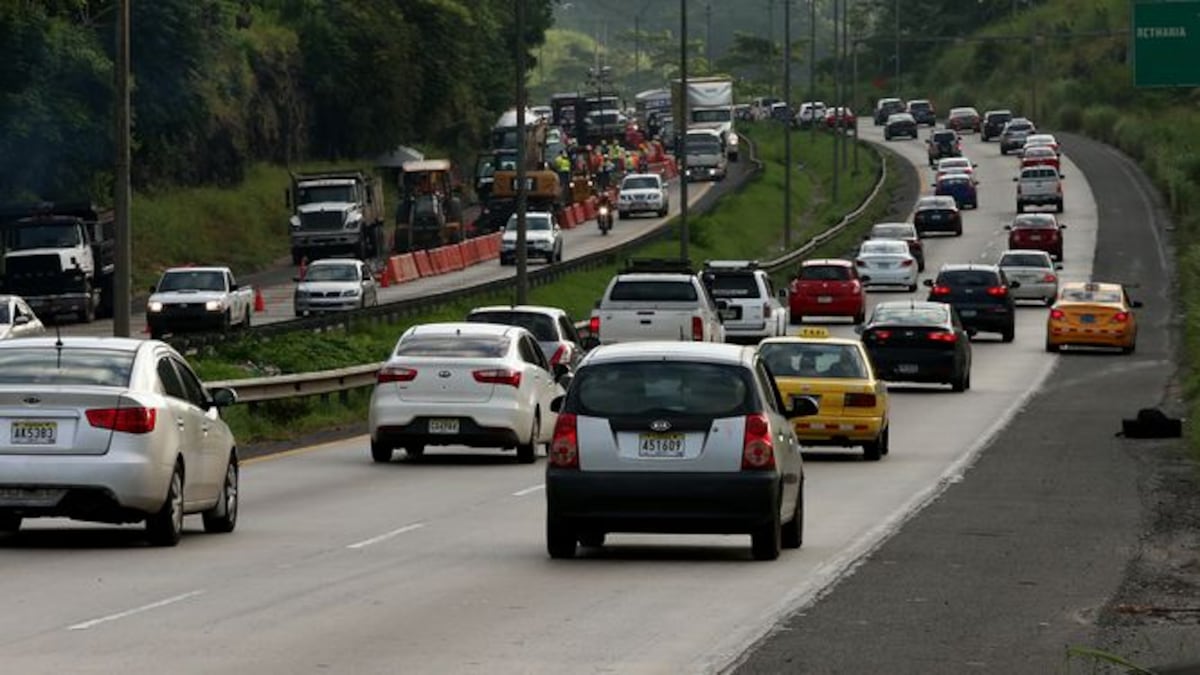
[343,216,359,230]
[148,301,163,313]
[294,291,309,299]
[728,133,739,147]
[341,289,361,297]
[205,300,222,312]
[289,215,300,229]
[598,206,609,215]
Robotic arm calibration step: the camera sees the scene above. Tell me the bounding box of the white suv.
[701,261,789,343]
[618,173,669,218]
[545,342,817,561]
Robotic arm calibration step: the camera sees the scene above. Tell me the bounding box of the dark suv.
[926,130,961,166]
[923,264,1018,341]
[874,97,906,125]
[907,99,936,126]
[981,109,1013,141]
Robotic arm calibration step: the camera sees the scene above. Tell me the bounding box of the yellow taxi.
[1045,281,1141,354]
[758,327,891,461]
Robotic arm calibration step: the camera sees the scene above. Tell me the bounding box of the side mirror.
[550,395,565,413]
[148,285,158,294]
[859,275,872,283]
[13,314,30,326]
[853,323,864,334]
[1012,177,1019,182]
[1059,223,1067,229]
[972,162,979,168]
[1059,173,1066,178]
[1009,280,1022,289]
[777,288,788,301]
[923,278,935,287]
[1131,300,1144,308]
[208,387,238,408]
[787,395,819,418]
[1003,224,1012,230]
[229,284,239,291]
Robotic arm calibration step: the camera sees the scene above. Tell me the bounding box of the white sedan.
[0,295,45,340]
[855,239,919,291]
[369,322,570,464]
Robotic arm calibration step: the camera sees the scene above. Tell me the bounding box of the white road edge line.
[512,484,545,497]
[346,523,425,550]
[67,590,204,631]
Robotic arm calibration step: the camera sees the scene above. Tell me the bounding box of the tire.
[1016,202,1025,214]
[146,463,184,547]
[371,439,394,463]
[222,312,232,332]
[853,310,866,325]
[658,208,668,217]
[578,532,606,548]
[618,211,628,220]
[917,259,925,273]
[80,282,96,323]
[1002,324,1015,343]
[955,225,963,237]
[951,369,968,392]
[789,312,803,326]
[291,249,303,266]
[547,518,578,559]
[751,508,782,561]
[149,328,164,340]
[242,308,251,330]
[404,444,425,458]
[863,427,886,461]
[1046,340,1060,353]
[884,132,892,141]
[781,482,804,549]
[0,514,21,533]
[1122,343,1136,355]
[516,415,539,464]
[201,456,239,534]
[1001,147,1008,156]
[1056,200,1064,214]
[907,283,918,292]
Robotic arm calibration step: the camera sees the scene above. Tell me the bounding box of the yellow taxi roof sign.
[799,327,830,339]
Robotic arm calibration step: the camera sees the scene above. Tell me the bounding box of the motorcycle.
[597,203,614,235]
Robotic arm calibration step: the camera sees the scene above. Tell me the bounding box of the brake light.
[900,259,914,267]
[1112,312,1129,323]
[763,302,772,317]
[930,285,951,296]
[473,369,522,387]
[377,366,418,383]
[1049,308,1065,320]
[986,286,1009,297]
[1057,183,1063,194]
[870,329,891,340]
[549,344,567,366]
[928,330,958,343]
[588,315,600,336]
[692,315,704,341]
[86,407,157,434]
[855,258,867,266]
[1042,273,1058,283]
[844,392,877,408]
[549,413,579,468]
[741,413,775,470]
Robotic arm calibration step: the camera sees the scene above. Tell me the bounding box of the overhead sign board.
[1132,1,1200,87]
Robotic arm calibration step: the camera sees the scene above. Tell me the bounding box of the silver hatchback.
[0,337,240,546]
[294,258,379,316]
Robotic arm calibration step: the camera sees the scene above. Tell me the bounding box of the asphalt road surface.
[735,133,1188,673]
[0,127,1111,674]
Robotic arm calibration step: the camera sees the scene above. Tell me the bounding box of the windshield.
[870,304,949,325]
[0,305,8,324]
[157,271,225,292]
[609,281,698,302]
[5,223,81,250]
[0,347,133,386]
[572,361,753,417]
[909,101,931,111]
[999,253,1052,268]
[705,274,761,298]
[799,265,851,281]
[305,265,359,282]
[622,177,660,190]
[297,185,354,204]
[467,311,557,341]
[692,109,731,123]
[686,138,722,154]
[505,215,551,231]
[394,336,508,358]
[760,342,867,379]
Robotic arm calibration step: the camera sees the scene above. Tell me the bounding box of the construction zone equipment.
[479,169,562,234]
[254,288,266,313]
[393,159,465,253]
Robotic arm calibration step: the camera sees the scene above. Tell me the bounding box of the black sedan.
[883,113,919,140]
[924,264,1019,342]
[857,300,972,392]
[913,196,963,237]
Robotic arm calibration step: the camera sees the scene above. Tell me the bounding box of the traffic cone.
[254,288,266,313]
[379,266,392,288]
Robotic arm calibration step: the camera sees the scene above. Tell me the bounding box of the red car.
[1006,213,1066,260]
[788,259,866,324]
[1021,145,1060,171]
[824,106,857,130]
[946,107,982,133]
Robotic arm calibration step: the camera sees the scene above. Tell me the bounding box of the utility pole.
[840,0,849,169]
[783,0,792,249]
[705,2,713,72]
[114,0,131,337]
[634,14,641,86]
[852,34,859,174]
[679,0,689,261]
[1030,30,1039,121]
[515,0,529,304]
[893,0,901,95]
[831,0,839,202]
[808,0,816,144]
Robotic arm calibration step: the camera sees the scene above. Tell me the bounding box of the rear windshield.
[932,132,956,142]
[938,270,1001,286]
[1022,168,1058,179]
[704,274,761,298]
[467,312,557,341]
[861,241,908,255]
[799,265,852,281]
[572,362,753,417]
[870,305,949,325]
[871,225,913,239]
[999,253,1052,268]
[394,336,508,358]
[609,280,698,302]
[0,347,134,387]
[1008,121,1033,131]
[1061,289,1121,303]
[760,342,868,379]
[909,101,931,111]
[1012,215,1056,229]
[939,177,970,186]
[917,197,956,210]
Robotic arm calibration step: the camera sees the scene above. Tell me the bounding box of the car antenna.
[54,324,64,369]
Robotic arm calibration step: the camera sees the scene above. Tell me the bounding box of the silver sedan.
[997,249,1060,305]
[294,258,379,316]
[0,337,240,545]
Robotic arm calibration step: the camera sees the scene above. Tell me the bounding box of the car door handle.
[175,417,186,429]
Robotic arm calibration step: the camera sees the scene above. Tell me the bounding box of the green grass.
[194,125,889,444]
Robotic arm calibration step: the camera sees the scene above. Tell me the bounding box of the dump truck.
[393,159,465,252]
[286,170,386,265]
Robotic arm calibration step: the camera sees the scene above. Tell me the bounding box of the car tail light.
[844,392,877,408]
[1057,183,1063,194]
[1049,308,1065,320]
[870,329,892,341]
[900,259,914,267]
[741,413,775,470]
[1111,312,1129,323]
[86,407,156,434]
[762,302,772,316]
[473,369,522,387]
[855,258,867,266]
[549,344,567,366]
[549,413,579,469]
[928,330,958,343]
[930,285,951,296]
[588,315,600,337]
[377,366,418,383]
[1042,273,1058,283]
[692,316,704,341]
[986,286,1009,297]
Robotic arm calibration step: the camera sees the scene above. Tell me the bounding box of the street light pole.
[840,0,849,169]
[114,0,132,337]
[831,0,839,202]
[852,34,860,174]
[783,0,792,249]
[515,0,529,304]
[679,0,689,261]
[894,0,901,95]
[808,0,816,144]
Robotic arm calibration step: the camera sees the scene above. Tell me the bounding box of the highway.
[0,126,1101,674]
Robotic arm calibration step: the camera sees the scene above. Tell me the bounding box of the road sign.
[1133,1,1200,87]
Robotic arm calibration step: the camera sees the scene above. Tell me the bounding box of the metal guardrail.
[210,134,889,405]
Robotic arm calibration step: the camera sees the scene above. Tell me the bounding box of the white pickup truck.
[590,262,725,345]
[1014,165,1064,213]
[147,266,254,339]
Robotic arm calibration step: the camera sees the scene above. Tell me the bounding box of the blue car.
[935,173,978,210]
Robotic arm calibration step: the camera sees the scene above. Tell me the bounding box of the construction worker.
[554,150,571,192]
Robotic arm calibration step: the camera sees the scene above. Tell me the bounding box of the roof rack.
[623,258,694,274]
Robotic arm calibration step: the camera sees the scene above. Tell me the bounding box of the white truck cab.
[590,259,725,346]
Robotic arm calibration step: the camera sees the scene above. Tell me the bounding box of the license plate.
[11,421,57,445]
[1029,235,1042,241]
[959,309,977,317]
[818,295,833,304]
[719,308,739,320]
[638,433,685,458]
[1081,314,1095,324]
[930,214,943,220]
[427,419,460,434]
[0,487,66,507]
[897,364,919,374]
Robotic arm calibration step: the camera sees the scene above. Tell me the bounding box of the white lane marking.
[67,590,204,631]
[512,484,545,497]
[346,523,424,550]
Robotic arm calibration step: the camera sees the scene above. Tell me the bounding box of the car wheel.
[149,328,164,340]
[0,514,21,533]
[884,132,892,141]
[658,208,668,217]
[781,481,804,549]
[546,517,578,559]
[578,531,606,548]
[1122,343,1136,355]
[371,439,394,463]
[1056,200,1064,213]
[955,226,963,236]
[404,444,425,458]
[1045,340,1060,353]
[751,508,782,561]
[918,260,926,273]
[516,415,539,464]
[80,282,96,323]
[1045,296,1055,307]
[789,312,803,326]
[202,456,239,534]
[853,309,866,325]
[907,282,918,292]
[1016,202,1025,214]
[863,427,886,461]
[146,463,184,547]
[951,369,969,392]
[1002,324,1016,343]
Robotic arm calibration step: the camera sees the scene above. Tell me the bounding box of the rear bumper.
[1017,194,1061,205]
[295,296,360,313]
[21,293,91,318]
[859,268,918,286]
[1047,325,1134,348]
[791,295,863,316]
[914,218,961,235]
[1010,280,1058,300]
[794,414,884,444]
[0,446,172,520]
[868,349,961,383]
[546,469,780,534]
[369,394,533,448]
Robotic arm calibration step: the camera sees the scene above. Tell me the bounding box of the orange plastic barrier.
[446,244,465,271]
[571,203,585,225]
[583,198,597,222]
[557,209,573,229]
[413,249,435,277]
